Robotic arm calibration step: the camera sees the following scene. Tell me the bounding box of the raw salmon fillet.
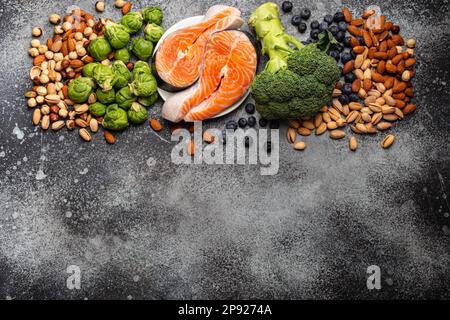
[162,31,257,122]
[155,5,244,90]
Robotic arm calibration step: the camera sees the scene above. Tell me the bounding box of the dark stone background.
[0,0,449,300]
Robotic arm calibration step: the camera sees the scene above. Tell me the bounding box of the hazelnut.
[45,51,54,60]
[28,48,39,57]
[68,51,78,60]
[36,96,45,105]
[63,22,73,32]
[54,26,64,35]
[27,98,37,108]
[41,105,51,115]
[49,14,61,25]
[32,27,42,37]
[89,33,98,41]
[76,47,87,57]
[74,32,84,41]
[53,53,64,62]
[83,27,93,37]
[407,38,416,49]
[31,39,40,48]
[39,74,50,84]
[96,1,106,12]
[115,0,126,8]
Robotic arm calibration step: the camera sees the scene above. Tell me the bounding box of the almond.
[385,62,397,74]
[122,2,132,15]
[392,82,407,93]
[104,130,116,144]
[350,37,360,47]
[403,104,416,115]
[362,30,373,47]
[373,52,388,60]
[33,55,46,66]
[348,25,362,36]
[353,46,365,54]
[392,35,404,46]
[372,72,384,83]
[362,9,376,19]
[68,38,76,52]
[70,59,84,68]
[51,40,63,53]
[342,61,354,74]
[150,119,162,132]
[363,79,372,91]
[343,8,353,23]
[405,58,416,68]
[351,79,361,93]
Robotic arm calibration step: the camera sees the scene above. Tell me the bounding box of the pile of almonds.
[288,7,417,152]
[25,2,133,145]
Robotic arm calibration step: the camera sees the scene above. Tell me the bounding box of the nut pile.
[288,7,417,152]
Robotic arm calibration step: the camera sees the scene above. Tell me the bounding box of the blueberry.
[310,20,320,30]
[335,43,344,52]
[357,36,365,46]
[298,22,307,33]
[342,83,352,95]
[310,29,320,40]
[244,136,251,148]
[270,120,280,129]
[302,40,312,45]
[335,31,345,42]
[226,120,238,130]
[245,103,255,114]
[334,12,345,23]
[238,118,247,128]
[341,52,352,63]
[324,14,334,24]
[349,93,359,102]
[343,36,352,47]
[266,141,272,153]
[259,118,268,127]
[300,8,311,20]
[338,21,347,32]
[329,50,340,61]
[329,25,338,36]
[319,21,329,32]
[344,72,356,83]
[248,116,257,127]
[282,1,293,13]
[338,94,350,105]
[291,15,302,26]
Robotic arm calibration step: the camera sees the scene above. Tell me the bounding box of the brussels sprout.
[68,77,95,103]
[115,48,130,64]
[128,102,148,124]
[130,72,157,97]
[103,104,129,131]
[88,38,112,62]
[105,21,130,49]
[116,86,137,110]
[96,88,116,104]
[142,7,163,25]
[133,61,152,76]
[83,62,100,78]
[89,102,107,117]
[120,12,144,34]
[130,36,153,61]
[138,92,159,107]
[93,64,117,92]
[144,23,165,43]
[112,61,132,90]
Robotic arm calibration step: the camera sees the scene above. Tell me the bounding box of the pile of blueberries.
[282,1,361,105]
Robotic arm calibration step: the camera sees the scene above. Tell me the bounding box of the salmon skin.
[154,5,244,92]
[162,30,257,123]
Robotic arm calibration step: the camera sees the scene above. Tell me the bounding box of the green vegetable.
[128,102,148,124]
[121,12,144,34]
[130,36,154,61]
[112,61,132,90]
[103,104,129,131]
[115,48,130,64]
[141,7,163,25]
[68,77,94,103]
[144,23,165,43]
[249,3,340,119]
[93,64,117,92]
[89,102,107,117]
[138,92,159,107]
[115,86,136,110]
[130,71,157,97]
[96,88,116,104]
[105,21,130,49]
[83,62,100,78]
[133,61,152,76]
[88,37,112,62]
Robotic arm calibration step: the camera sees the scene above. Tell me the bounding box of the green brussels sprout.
[130,37,153,61]
[128,102,148,124]
[103,104,129,131]
[115,48,130,64]
[105,21,130,49]
[130,72,157,97]
[68,77,95,103]
[138,92,159,107]
[142,7,163,25]
[116,86,137,110]
[112,61,132,90]
[144,23,165,43]
[93,64,117,92]
[120,12,144,34]
[96,88,116,104]
[89,102,107,117]
[83,62,100,78]
[133,61,152,76]
[88,38,112,62]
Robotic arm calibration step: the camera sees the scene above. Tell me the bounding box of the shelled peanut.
[289,8,417,152]
[25,8,110,143]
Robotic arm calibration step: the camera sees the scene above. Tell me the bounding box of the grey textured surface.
[0,0,450,300]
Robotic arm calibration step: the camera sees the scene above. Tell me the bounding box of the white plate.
[154,16,252,119]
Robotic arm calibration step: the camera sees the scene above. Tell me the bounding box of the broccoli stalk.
[249,2,304,73]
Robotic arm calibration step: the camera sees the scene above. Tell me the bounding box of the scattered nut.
[96,1,106,12]
[49,14,61,25]
[32,27,42,37]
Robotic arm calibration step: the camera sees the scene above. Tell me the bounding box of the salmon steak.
[154,5,244,91]
[162,30,257,123]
